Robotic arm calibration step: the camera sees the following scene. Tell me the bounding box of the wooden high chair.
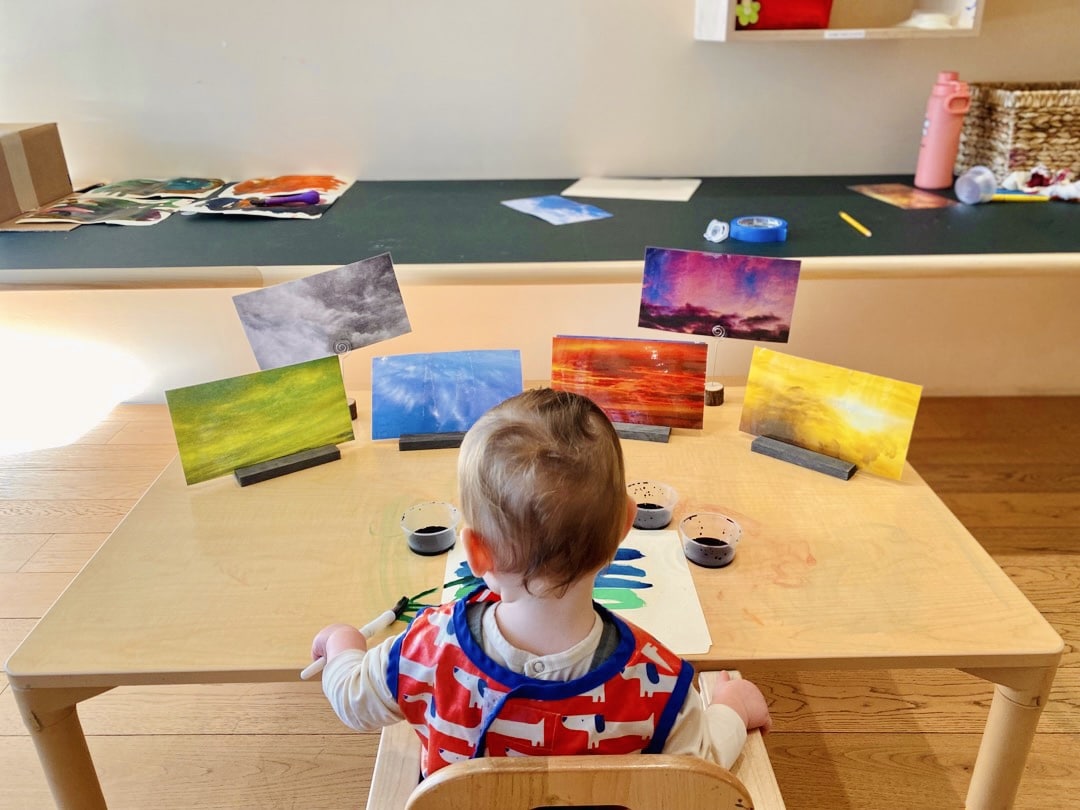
[365,671,785,810]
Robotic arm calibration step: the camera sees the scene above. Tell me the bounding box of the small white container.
[401,501,460,556]
[678,512,742,568]
[627,481,678,530]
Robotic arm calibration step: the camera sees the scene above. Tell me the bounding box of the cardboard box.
[0,122,75,230]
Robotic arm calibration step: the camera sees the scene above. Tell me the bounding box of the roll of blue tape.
[730,216,788,243]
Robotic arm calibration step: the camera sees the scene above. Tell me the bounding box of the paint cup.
[678,512,742,568]
[954,165,997,205]
[627,481,678,530]
[401,501,460,556]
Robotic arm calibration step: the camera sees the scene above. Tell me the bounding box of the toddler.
[311,387,771,776]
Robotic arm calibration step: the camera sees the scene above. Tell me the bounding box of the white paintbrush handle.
[300,608,399,680]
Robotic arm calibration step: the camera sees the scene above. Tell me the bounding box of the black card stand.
[234,445,342,486]
[613,423,671,443]
[750,436,856,480]
[399,432,467,451]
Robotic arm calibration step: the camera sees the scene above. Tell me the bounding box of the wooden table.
[5,388,1063,809]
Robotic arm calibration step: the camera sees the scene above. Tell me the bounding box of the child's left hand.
[710,670,773,733]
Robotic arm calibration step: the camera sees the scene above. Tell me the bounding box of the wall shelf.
[695,0,983,42]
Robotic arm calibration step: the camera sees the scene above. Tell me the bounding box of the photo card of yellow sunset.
[739,347,922,480]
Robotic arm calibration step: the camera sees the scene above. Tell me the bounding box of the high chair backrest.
[366,719,783,810]
[403,751,754,810]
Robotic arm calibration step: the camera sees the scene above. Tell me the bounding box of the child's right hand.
[710,671,773,733]
[311,622,368,663]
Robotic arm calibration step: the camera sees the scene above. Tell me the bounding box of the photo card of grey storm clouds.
[232,253,411,370]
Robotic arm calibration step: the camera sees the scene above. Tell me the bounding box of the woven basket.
[955,82,1080,178]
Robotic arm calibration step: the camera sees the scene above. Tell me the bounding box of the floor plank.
[19,533,108,573]
[0,499,136,534]
[0,535,48,573]
[766,732,1080,810]
[0,572,75,618]
[0,734,379,810]
[0,468,168,500]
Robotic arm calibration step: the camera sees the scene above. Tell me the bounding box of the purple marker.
[249,190,321,206]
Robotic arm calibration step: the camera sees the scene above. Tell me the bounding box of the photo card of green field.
[165,355,355,485]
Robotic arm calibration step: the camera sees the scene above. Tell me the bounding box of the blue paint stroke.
[599,562,646,578]
[593,575,652,590]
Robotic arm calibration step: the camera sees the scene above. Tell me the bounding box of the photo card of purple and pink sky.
[551,336,707,429]
[638,247,801,342]
[232,253,411,371]
[370,349,523,440]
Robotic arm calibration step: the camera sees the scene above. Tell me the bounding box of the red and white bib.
[387,587,693,776]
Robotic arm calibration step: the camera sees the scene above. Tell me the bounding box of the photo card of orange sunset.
[551,335,707,429]
[638,247,801,342]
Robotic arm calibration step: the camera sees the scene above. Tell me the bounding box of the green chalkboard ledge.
[0,176,1076,290]
[1,254,1079,291]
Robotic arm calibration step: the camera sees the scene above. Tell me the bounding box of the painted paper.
[17,195,184,226]
[740,347,923,480]
[848,183,957,209]
[233,253,411,371]
[501,195,612,225]
[230,175,350,196]
[639,247,801,342]
[551,336,707,429]
[370,350,523,440]
[440,530,712,655]
[185,175,353,219]
[561,177,701,202]
[87,177,225,199]
[165,356,354,485]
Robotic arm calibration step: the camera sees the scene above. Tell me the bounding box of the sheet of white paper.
[441,529,712,655]
[561,177,702,202]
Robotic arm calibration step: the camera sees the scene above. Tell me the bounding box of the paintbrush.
[299,575,481,680]
[247,190,321,207]
[300,595,410,680]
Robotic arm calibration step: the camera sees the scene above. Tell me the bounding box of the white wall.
[3,273,1079,403]
[1,0,1078,405]
[2,1,1077,183]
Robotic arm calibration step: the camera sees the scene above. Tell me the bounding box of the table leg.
[962,665,1058,810]
[11,683,113,810]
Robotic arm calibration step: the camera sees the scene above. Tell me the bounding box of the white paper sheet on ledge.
[441,529,712,655]
[561,177,702,202]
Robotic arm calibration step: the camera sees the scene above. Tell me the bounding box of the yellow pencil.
[990,193,1050,202]
[839,210,872,238]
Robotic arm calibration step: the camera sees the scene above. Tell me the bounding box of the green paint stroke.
[166,356,354,484]
[592,587,646,611]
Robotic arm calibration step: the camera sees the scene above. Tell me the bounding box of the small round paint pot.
[678,512,742,568]
[627,481,678,530]
[401,501,460,556]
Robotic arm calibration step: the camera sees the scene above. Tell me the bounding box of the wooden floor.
[1,397,1077,809]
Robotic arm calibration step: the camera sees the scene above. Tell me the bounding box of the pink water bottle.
[914,71,971,190]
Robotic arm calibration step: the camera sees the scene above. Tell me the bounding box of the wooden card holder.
[234,444,341,486]
[399,432,467,451]
[613,423,672,443]
[750,435,856,480]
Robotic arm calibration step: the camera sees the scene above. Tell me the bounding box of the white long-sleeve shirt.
[322,605,747,768]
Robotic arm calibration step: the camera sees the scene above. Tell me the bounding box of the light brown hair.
[457,388,626,595]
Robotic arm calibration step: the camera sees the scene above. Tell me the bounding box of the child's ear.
[622,494,637,536]
[462,527,495,576]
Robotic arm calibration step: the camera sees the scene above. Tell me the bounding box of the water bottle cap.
[955,166,997,204]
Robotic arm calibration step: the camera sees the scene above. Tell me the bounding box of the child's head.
[457,388,628,595]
